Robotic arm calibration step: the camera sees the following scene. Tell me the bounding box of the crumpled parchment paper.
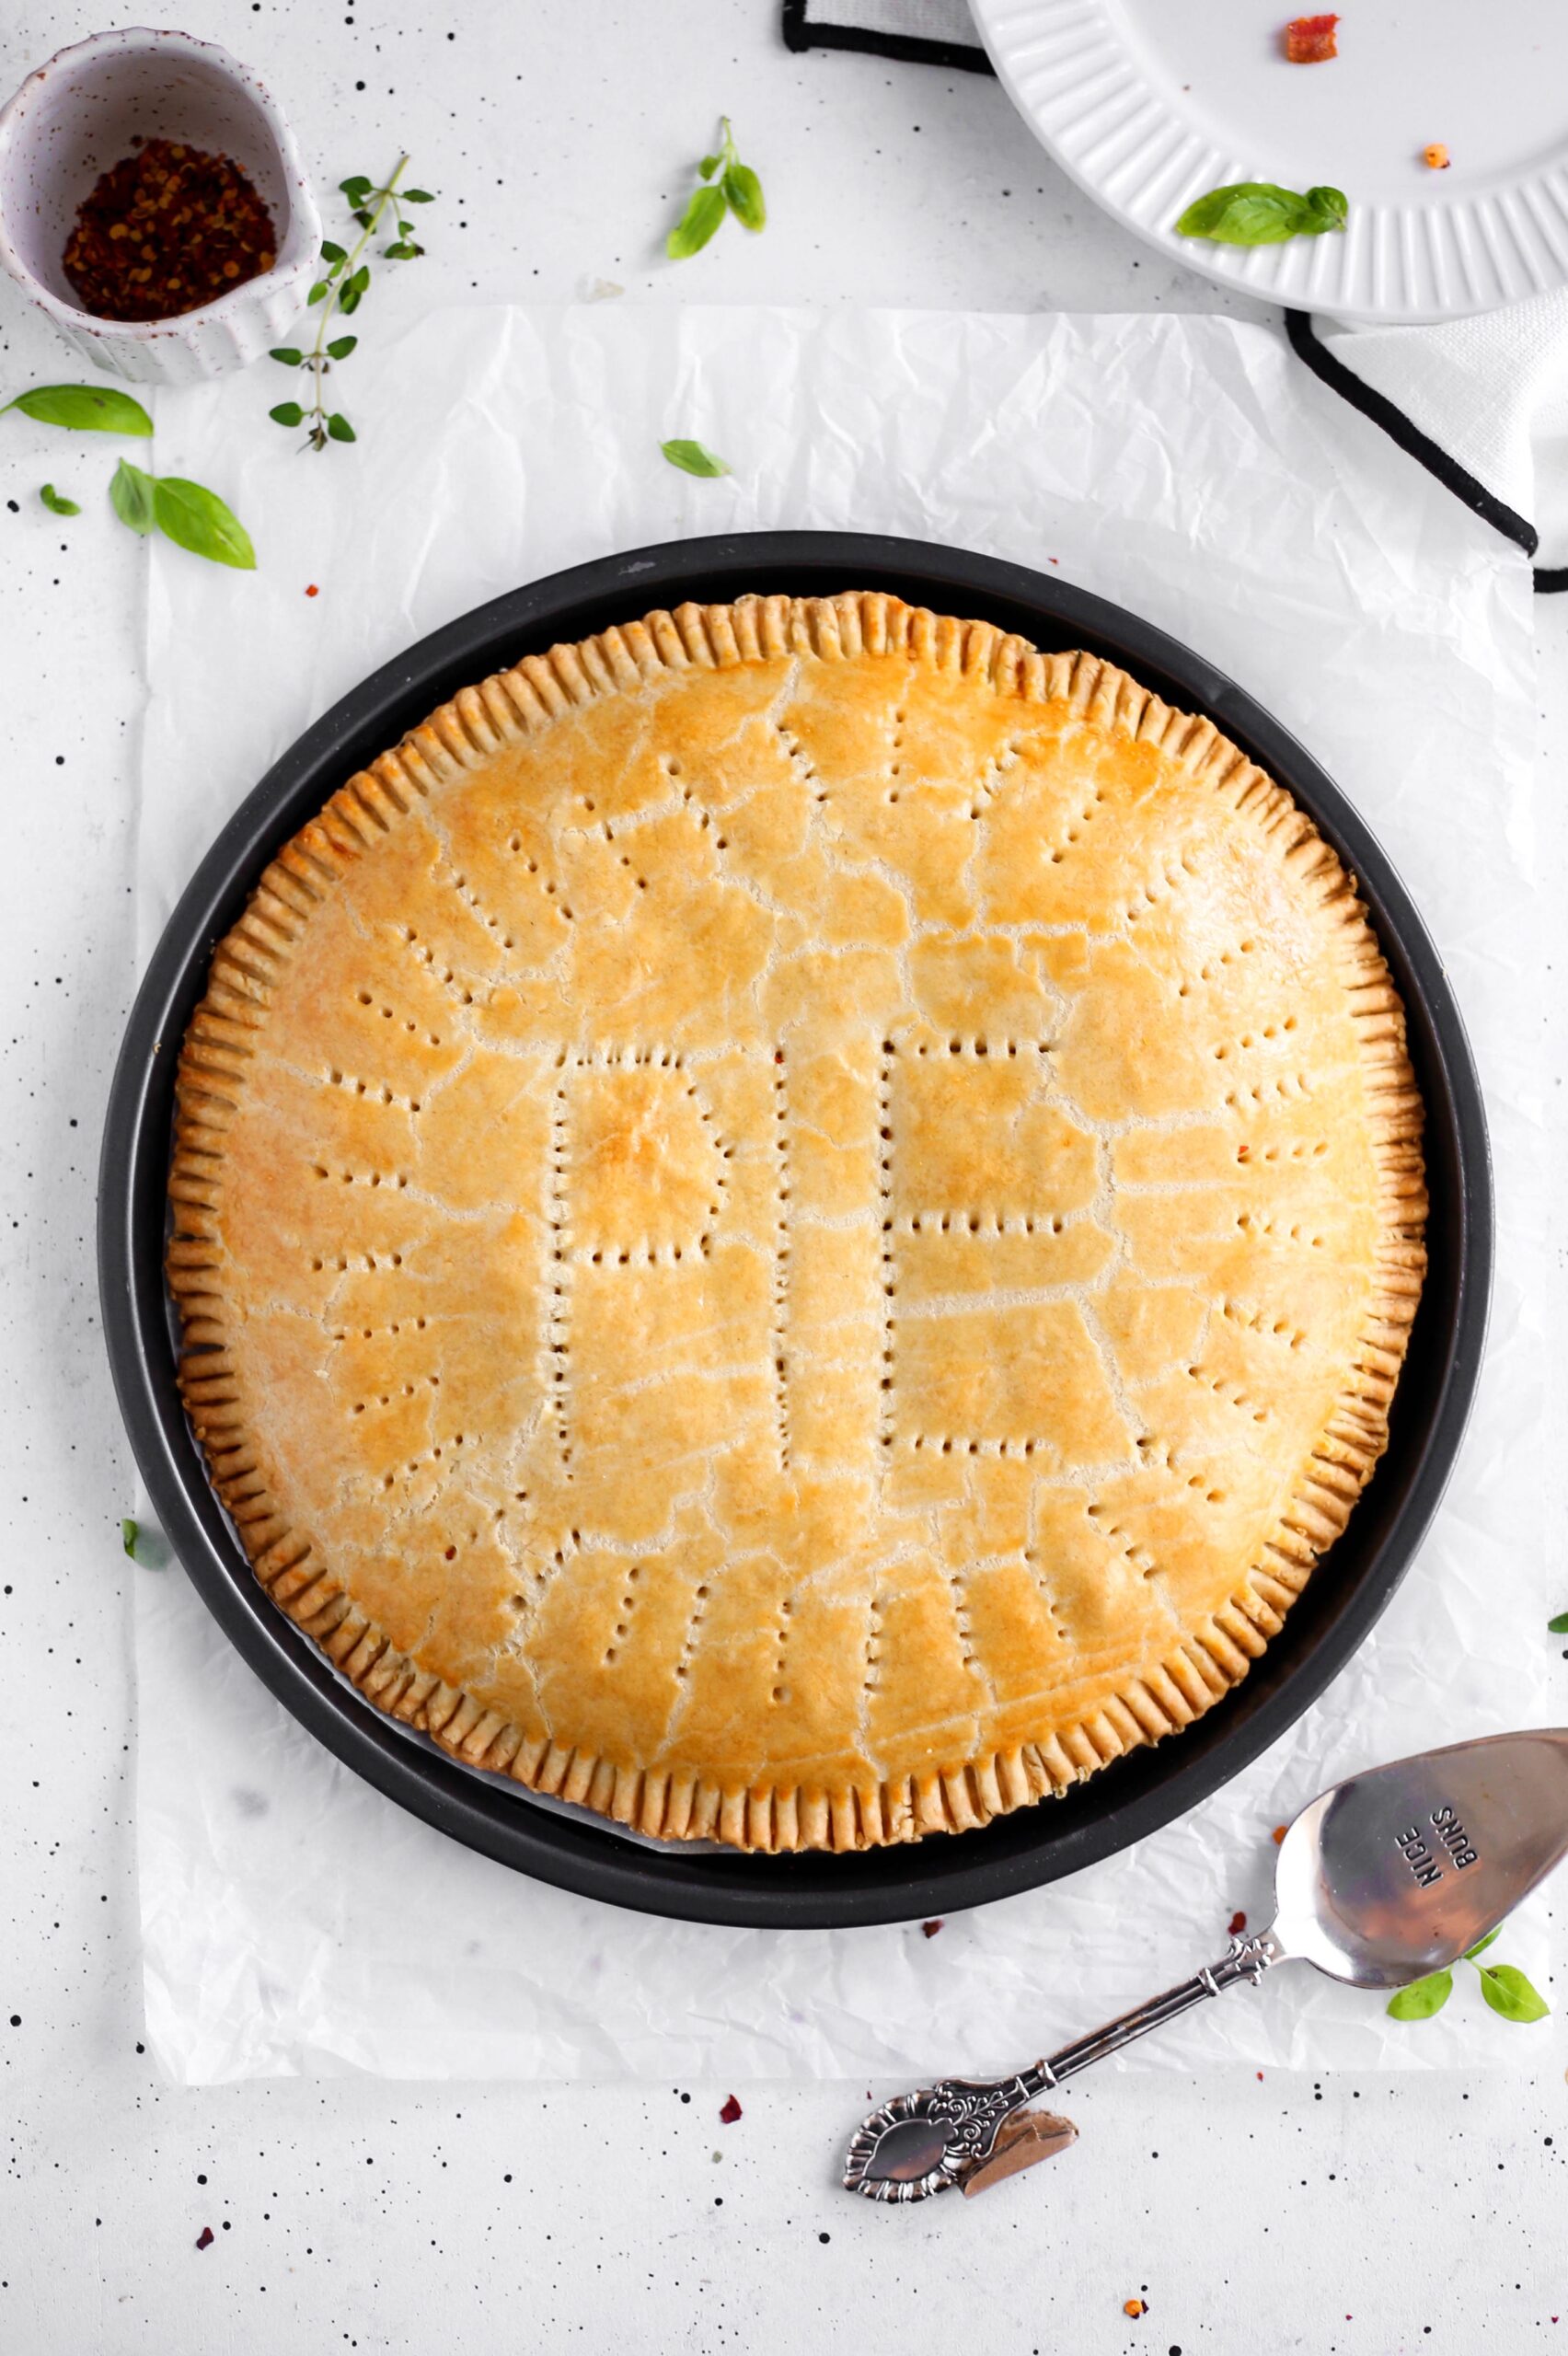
[132,306,1560,2083]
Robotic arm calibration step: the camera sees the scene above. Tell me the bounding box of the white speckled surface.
[1,3,1564,2349]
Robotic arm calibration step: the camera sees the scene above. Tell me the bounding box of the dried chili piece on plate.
[1285,14,1339,61]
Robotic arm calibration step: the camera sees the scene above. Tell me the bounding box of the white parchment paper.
[133,306,1562,2084]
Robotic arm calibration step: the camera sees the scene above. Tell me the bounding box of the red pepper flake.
[1124,2296,1147,2317]
[62,138,277,324]
[1256,2070,1265,2081]
[305,583,320,597]
[719,2093,742,2124]
[1285,13,1339,62]
[1228,1910,1248,1935]
[1272,1824,1288,1844]
[921,1918,944,1938]
[195,2225,214,2251]
[1424,144,1451,171]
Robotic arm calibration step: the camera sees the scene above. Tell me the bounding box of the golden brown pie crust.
[169,595,1426,1852]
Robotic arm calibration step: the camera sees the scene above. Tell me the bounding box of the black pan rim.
[97,528,1493,1931]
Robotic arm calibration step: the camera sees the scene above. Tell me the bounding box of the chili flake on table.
[62,138,276,323]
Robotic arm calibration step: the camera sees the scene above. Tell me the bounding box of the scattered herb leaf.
[1387,1922,1550,2025]
[723,161,767,234]
[268,159,430,450]
[1478,1964,1550,2023]
[661,437,731,478]
[3,384,154,440]
[667,118,767,258]
[3,382,153,434]
[269,346,304,367]
[153,476,256,569]
[1548,1610,1568,1633]
[122,1517,139,1559]
[1386,1968,1452,2020]
[1175,180,1348,246]
[40,483,79,515]
[110,458,156,536]
[667,182,727,260]
[110,457,254,567]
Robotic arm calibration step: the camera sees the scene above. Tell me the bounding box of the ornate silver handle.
[843,1928,1284,2202]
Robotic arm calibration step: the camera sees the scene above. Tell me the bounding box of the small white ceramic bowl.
[0,27,320,385]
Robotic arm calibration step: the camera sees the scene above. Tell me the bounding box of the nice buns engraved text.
[1396,1803,1480,1888]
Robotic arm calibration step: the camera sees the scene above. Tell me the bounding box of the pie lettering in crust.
[170,595,1426,1852]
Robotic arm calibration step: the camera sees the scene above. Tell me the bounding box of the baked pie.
[170,595,1426,1852]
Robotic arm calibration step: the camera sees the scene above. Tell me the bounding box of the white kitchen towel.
[792,3,1568,577]
[131,303,1562,2085]
[782,0,986,70]
[1288,295,1568,579]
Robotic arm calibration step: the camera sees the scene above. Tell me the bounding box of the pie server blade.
[843,1727,1568,2202]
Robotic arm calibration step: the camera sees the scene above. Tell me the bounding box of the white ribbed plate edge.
[970,0,1568,322]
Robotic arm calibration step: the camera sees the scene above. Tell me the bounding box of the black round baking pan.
[98,531,1492,1930]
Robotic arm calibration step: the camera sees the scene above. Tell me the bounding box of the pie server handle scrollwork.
[842,1929,1284,2202]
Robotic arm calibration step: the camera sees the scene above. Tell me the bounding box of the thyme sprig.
[268,158,433,450]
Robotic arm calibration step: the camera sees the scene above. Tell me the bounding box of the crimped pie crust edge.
[168,593,1427,1854]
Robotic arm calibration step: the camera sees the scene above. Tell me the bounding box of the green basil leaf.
[327,412,356,443]
[661,437,731,478]
[152,476,257,570]
[4,382,154,435]
[666,182,728,260]
[1548,1609,1568,1633]
[269,346,303,367]
[722,162,767,233]
[1307,185,1349,227]
[269,401,305,427]
[122,1516,139,1558]
[321,238,348,265]
[40,482,80,515]
[307,281,329,305]
[1385,1969,1453,2020]
[326,335,358,361]
[109,457,157,536]
[1478,1964,1550,2024]
[1464,1927,1502,1959]
[348,265,371,294]
[402,188,435,202]
[340,175,372,202]
[339,284,362,316]
[1174,181,1343,246]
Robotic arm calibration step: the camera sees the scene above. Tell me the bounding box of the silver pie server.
[845,1728,1568,2202]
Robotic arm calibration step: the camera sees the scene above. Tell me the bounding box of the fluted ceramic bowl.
[0,26,320,385]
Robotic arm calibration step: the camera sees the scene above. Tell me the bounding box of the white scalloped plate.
[971,0,1568,322]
